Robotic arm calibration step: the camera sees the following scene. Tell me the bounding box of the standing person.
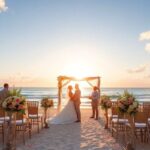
[73,84,81,122]
[50,85,77,124]
[0,83,9,106]
[89,86,100,120]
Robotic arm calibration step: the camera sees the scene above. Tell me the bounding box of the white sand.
[1,109,149,150]
[16,109,123,150]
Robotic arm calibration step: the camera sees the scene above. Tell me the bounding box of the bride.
[49,85,77,124]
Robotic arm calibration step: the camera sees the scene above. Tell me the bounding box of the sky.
[0,0,150,87]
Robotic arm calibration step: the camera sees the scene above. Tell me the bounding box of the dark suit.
[0,88,9,106]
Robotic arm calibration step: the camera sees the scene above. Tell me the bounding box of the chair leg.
[2,125,4,144]
[29,123,32,139]
[23,126,25,145]
[38,119,40,133]
[41,117,44,129]
[140,129,143,143]
[111,122,113,136]
[147,127,149,142]
[116,123,119,139]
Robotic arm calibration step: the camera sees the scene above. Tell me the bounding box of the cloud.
[145,43,150,53]
[127,65,147,73]
[139,30,150,53]
[139,31,150,41]
[0,0,8,12]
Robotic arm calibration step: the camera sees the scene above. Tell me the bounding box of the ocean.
[1,87,149,108]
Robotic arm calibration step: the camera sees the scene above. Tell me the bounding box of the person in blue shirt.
[89,86,100,120]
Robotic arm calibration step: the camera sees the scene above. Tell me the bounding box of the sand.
[1,108,149,150]
[16,109,123,150]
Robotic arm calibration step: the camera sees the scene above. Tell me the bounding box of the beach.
[15,109,122,150]
[0,108,150,150]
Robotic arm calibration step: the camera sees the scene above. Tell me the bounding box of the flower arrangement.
[2,88,26,149]
[41,97,54,108]
[2,96,26,114]
[100,95,112,110]
[117,90,139,115]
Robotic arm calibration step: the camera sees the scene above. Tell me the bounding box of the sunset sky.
[0,0,150,87]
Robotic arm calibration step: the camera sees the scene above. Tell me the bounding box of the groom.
[73,84,81,122]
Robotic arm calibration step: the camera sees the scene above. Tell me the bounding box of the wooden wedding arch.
[57,76,101,107]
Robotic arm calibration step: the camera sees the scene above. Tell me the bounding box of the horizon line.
[1,86,150,89]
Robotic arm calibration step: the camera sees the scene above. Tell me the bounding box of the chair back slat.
[27,101,39,115]
[16,112,23,120]
[134,112,148,123]
[143,102,150,114]
[112,101,117,106]
[0,107,5,118]
[112,106,118,114]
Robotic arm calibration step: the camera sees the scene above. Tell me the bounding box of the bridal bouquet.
[100,95,112,110]
[2,96,26,114]
[41,97,54,108]
[117,90,139,115]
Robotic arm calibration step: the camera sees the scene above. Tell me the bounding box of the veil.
[61,88,70,110]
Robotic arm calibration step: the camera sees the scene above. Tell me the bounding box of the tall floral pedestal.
[104,109,108,129]
[44,108,49,128]
[124,116,135,150]
[3,112,16,150]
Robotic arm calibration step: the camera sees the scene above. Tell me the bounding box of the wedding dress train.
[49,101,77,124]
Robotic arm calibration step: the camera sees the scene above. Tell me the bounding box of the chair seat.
[0,120,4,125]
[0,116,10,121]
[112,118,128,123]
[108,114,118,118]
[135,123,147,128]
[29,114,43,119]
[16,119,27,125]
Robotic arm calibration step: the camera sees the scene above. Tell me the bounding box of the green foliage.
[9,88,22,97]
[118,90,135,100]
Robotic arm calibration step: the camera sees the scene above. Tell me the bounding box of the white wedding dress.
[49,100,77,124]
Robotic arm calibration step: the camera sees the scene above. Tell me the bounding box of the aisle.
[17,109,122,150]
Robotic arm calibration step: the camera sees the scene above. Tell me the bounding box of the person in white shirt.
[89,86,100,120]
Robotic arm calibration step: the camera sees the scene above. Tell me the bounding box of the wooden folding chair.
[27,101,43,133]
[111,111,128,139]
[133,111,148,143]
[15,112,31,145]
[0,107,5,143]
[142,102,150,142]
[109,105,118,125]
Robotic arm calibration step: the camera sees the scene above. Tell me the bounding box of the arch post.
[58,77,62,108]
[97,77,101,97]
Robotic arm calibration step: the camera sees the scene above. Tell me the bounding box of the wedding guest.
[0,83,9,106]
[89,86,100,120]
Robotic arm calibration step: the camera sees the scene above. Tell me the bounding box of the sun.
[62,63,92,79]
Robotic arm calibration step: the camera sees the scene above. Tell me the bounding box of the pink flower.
[18,105,24,110]
[16,99,20,103]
